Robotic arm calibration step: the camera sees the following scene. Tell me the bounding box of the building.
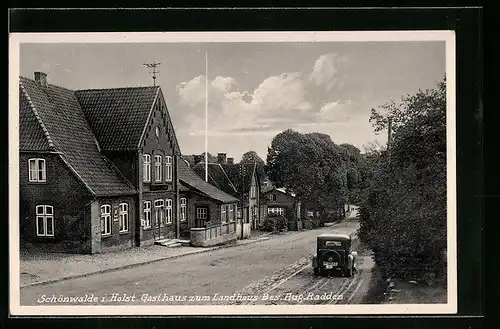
[261,187,302,219]
[191,153,265,237]
[19,72,237,253]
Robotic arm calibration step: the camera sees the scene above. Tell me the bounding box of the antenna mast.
[143,62,161,86]
[205,51,208,182]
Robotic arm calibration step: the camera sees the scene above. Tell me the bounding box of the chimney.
[217,153,227,164]
[227,157,234,164]
[34,72,48,87]
[193,155,202,164]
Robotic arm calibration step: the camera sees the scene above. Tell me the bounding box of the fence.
[190,221,237,247]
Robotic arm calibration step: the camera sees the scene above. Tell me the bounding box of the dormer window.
[28,158,46,182]
[155,155,163,182]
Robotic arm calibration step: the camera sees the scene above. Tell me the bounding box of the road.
[21,215,374,306]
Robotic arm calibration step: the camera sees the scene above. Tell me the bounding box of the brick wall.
[95,195,136,253]
[20,153,94,253]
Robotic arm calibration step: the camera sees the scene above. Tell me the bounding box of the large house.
[19,72,237,253]
[191,153,265,237]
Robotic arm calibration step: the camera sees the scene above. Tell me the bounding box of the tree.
[359,77,447,283]
[240,150,266,178]
[266,129,351,219]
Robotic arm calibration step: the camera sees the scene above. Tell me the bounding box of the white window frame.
[101,204,112,236]
[29,158,46,182]
[268,207,284,215]
[36,205,54,236]
[165,156,173,182]
[196,207,208,220]
[180,198,187,221]
[165,199,173,224]
[155,155,163,182]
[229,204,235,222]
[143,154,151,182]
[143,201,152,228]
[221,205,227,223]
[119,203,129,233]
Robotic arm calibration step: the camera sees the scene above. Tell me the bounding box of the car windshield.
[324,241,342,247]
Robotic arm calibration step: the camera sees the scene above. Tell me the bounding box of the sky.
[20,41,445,161]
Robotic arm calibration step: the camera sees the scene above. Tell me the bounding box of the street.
[21,216,374,306]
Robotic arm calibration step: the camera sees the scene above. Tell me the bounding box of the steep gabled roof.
[178,159,238,204]
[191,162,238,197]
[74,86,159,151]
[19,77,136,197]
[221,162,260,195]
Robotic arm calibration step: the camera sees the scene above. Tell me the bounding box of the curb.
[21,235,273,288]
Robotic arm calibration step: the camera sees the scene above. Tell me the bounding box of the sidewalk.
[20,233,273,288]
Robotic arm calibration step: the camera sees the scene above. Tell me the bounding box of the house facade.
[19,72,236,253]
[261,187,303,220]
[190,153,266,237]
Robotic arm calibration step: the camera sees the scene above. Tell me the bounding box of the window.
[221,205,227,223]
[237,208,242,219]
[143,154,151,182]
[154,199,164,227]
[271,194,277,202]
[143,201,152,228]
[268,207,284,215]
[165,156,173,182]
[165,199,173,224]
[101,204,111,235]
[29,158,46,182]
[36,205,54,236]
[229,204,234,222]
[155,155,162,182]
[196,207,208,219]
[306,211,314,217]
[119,203,129,233]
[155,126,160,138]
[180,198,187,221]
[250,185,256,198]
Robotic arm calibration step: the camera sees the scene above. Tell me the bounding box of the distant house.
[19,72,237,253]
[178,159,238,232]
[191,153,265,237]
[261,187,303,219]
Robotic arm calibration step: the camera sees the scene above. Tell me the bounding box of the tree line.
[264,77,447,283]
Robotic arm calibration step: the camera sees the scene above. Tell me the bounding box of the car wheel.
[313,268,319,276]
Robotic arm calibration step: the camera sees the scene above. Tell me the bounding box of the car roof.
[317,233,351,241]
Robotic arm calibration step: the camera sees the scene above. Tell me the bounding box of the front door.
[154,200,165,240]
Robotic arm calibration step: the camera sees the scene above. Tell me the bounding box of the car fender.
[312,255,318,268]
[347,254,354,268]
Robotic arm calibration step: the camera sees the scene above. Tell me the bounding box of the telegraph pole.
[143,62,161,86]
[387,117,393,152]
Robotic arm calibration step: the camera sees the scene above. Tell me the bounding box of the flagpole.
[205,51,208,182]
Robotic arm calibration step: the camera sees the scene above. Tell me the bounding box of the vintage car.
[312,233,357,277]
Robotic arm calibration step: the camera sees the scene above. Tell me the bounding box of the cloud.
[175,53,351,135]
[309,53,348,91]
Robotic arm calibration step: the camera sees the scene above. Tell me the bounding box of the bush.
[359,78,447,285]
[303,218,313,230]
[262,214,288,232]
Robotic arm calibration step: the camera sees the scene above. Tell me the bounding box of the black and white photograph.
[9,31,456,315]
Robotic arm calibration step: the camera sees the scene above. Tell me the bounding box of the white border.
[9,31,456,316]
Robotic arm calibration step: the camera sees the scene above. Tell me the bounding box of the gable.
[138,90,181,156]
